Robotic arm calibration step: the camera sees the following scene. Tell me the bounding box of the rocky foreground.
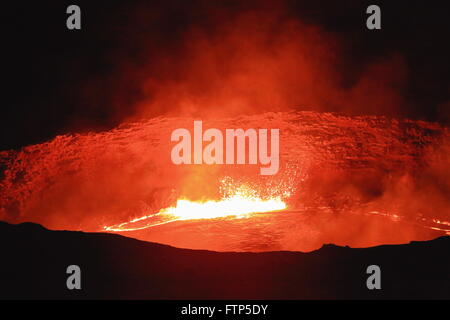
[0,221,448,299]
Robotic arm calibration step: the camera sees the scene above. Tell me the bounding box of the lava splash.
[104,193,286,232]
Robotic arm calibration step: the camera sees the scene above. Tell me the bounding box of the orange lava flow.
[103,180,287,232]
[103,194,286,232]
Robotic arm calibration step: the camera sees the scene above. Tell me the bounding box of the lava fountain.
[104,186,287,232]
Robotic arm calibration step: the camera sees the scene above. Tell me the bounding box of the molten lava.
[104,193,286,232]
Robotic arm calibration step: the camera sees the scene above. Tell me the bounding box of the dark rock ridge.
[0,221,448,299]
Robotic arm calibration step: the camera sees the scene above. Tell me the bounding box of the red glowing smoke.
[70,0,413,128]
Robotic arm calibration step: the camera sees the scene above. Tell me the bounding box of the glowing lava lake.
[1,112,449,252]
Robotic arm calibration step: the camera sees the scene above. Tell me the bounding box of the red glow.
[1,112,448,252]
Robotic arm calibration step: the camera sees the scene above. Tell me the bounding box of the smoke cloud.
[81,0,411,123]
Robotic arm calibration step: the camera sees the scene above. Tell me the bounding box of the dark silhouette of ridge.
[0,221,448,300]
